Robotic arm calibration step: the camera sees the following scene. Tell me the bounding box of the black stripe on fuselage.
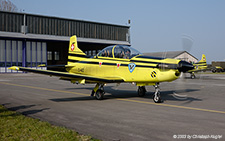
[77,61,157,68]
[195,62,206,64]
[68,59,80,63]
[68,53,90,58]
[93,56,177,66]
[69,55,177,66]
[69,55,178,68]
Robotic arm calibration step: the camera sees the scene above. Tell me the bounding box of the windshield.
[97,45,141,59]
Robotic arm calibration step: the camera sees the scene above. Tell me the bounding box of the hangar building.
[0,11,130,73]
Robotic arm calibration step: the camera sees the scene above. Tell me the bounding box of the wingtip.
[8,66,20,71]
[38,64,46,67]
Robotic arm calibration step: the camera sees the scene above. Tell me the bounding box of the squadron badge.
[128,63,136,73]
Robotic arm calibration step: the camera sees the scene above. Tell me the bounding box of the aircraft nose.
[177,60,194,72]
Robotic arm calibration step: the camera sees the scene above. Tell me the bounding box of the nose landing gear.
[153,83,162,103]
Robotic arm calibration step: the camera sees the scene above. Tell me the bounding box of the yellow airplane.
[188,54,207,79]
[9,35,194,103]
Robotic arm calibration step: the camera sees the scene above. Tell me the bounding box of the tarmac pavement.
[0,73,224,140]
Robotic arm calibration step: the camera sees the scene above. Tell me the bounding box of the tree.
[0,0,18,12]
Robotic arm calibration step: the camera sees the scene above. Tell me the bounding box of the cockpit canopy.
[97,45,142,59]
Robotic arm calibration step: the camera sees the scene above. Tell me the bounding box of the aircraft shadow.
[22,108,50,116]
[49,86,201,103]
[65,87,95,91]
[50,96,95,102]
[8,104,36,111]
[1,104,50,117]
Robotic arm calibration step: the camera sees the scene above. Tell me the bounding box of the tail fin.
[194,54,207,67]
[68,35,87,65]
[199,54,206,63]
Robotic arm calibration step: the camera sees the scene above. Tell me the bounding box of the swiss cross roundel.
[71,44,75,51]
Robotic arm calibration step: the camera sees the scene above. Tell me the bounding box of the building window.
[47,51,52,60]
[54,51,60,60]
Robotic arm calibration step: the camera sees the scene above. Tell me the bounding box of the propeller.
[172,34,195,100]
[182,34,194,53]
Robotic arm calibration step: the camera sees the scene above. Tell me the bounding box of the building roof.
[0,31,130,45]
[0,11,130,45]
[143,51,198,60]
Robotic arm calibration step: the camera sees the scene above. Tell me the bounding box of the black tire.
[95,89,104,100]
[138,86,146,97]
[153,92,162,103]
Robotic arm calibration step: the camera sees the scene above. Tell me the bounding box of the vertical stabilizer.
[68,35,87,65]
[199,54,206,63]
[194,54,207,68]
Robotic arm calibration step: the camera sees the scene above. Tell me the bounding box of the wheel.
[153,92,162,103]
[191,74,196,79]
[95,89,104,100]
[138,86,146,97]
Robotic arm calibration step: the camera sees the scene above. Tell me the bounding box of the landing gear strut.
[153,83,162,103]
[191,73,196,79]
[138,86,146,97]
[91,83,105,100]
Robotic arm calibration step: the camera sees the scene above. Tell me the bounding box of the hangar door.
[0,39,47,73]
[0,40,22,73]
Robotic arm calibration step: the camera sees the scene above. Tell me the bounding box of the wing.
[9,66,124,83]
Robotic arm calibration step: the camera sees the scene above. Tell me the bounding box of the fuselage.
[67,55,181,85]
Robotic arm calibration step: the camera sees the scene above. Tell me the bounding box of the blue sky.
[12,0,225,63]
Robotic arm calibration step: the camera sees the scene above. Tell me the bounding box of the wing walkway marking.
[1,82,225,115]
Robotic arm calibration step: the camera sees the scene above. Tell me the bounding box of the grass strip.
[0,105,100,141]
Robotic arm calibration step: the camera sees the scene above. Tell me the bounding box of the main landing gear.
[191,73,196,79]
[91,83,162,103]
[137,83,162,103]
[91,83,105,100]
[138,86,147,97]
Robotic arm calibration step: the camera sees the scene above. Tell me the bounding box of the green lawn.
[0,105,100,141]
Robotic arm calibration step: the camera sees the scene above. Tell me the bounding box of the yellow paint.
[65,35,181,85]
[8,66,19,71]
